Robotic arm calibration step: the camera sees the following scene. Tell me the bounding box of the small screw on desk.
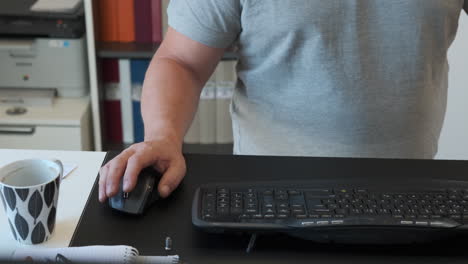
[165,236,173,251]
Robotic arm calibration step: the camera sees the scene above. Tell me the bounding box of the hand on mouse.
[98,136,186,203]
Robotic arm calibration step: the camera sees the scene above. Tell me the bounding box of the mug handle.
[51,159,65,180]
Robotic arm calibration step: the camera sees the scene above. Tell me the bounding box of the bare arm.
[142,27,225,144]
[99,28,225,201]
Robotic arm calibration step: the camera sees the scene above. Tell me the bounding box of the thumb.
[158,157,186,198]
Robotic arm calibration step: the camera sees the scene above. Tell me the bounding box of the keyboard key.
[204,214,213,219]
[415,221,428,226]
[296,215,307,219]
[331,220,345,225]
[231,208,243,215]
[309,214,320,218]
[277,214,288,219]
[264,214,275,219]
[335,209,348,215]
[232,192,242,199]
[252,214,263,219]
[217,187,229,194]
[288,190,301,195]
[400,220,413,225]
[449,215,461,220]
[291,204,304,209]
[462,215,468,224]
[292,209,305,214]
[377,209,390,215]
[217,208,229,215]
[311,209,331,213]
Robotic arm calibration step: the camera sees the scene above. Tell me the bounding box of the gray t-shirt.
[168,0,468,159]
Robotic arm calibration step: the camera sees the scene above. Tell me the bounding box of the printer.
[0,38,88,97]
[0,0,85,38]
[0,0,88,97]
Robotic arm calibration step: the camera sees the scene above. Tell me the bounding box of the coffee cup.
[0,159,64,245]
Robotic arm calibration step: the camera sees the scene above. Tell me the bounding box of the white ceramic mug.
[0,159,64,245]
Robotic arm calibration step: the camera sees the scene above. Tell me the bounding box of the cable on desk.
[246,233,258,253]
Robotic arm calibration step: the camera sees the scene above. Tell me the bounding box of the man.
[99,0,468,202]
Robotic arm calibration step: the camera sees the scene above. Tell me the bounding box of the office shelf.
[97,42,238,60]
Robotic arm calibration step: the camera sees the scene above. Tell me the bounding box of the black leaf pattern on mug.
[15,212,29,240]
[31,221,46,244]
[47,206,56,233]
[15,189,29,202]
[44,181,55,208]
[3,186,16,211]
[28,190,43,225]
[55,176,61,189]
[0,188,6,210]
[8,219,17,241]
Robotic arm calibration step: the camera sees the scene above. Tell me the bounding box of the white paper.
[30,0,83,13]
[63,163,77,179]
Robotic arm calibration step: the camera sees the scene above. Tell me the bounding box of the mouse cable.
[246,233,258,253]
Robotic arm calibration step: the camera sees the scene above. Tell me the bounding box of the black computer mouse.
[108,167,162,215]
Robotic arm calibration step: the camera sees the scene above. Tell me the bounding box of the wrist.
[144,127,184,148]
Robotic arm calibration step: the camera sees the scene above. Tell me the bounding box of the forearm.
[141,57,203,146]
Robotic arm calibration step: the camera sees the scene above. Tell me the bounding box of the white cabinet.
[0,98,92,151]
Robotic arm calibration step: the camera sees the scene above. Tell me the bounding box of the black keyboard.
[192,180,468,244]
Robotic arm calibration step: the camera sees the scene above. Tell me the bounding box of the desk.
[0,149,106,258]
[71,153,468,264]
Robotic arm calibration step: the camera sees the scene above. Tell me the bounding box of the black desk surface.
[71,153,468,264]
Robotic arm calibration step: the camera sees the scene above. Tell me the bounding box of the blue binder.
[130,60,150,143]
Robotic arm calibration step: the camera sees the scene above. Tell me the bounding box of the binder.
[132,84,144,143]
[151,0,163,43]
[130,59,151,143]
[102,59,123,143]
[184,108,200,144]
[161,0,170,38]
[102,58,119,83]
[134,0,153,43]
[98,0,118,42]
[118,59,134,144]
[199,75,217,144]
[117,0,136,42]
[215,61,236,144]
[104,83,123,144]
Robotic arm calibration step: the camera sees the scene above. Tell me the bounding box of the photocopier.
[0,0,88,98]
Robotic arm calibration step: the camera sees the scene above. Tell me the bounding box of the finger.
[105,150,134,197]
[98,165,109,202]
[123,152,158,192]
[158,157,186,198]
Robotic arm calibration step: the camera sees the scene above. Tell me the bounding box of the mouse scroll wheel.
[123,192,129,199]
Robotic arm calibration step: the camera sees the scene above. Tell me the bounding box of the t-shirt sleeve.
[167,0,242,49]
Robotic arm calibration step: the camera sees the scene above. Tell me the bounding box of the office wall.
[436,14,468,160]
